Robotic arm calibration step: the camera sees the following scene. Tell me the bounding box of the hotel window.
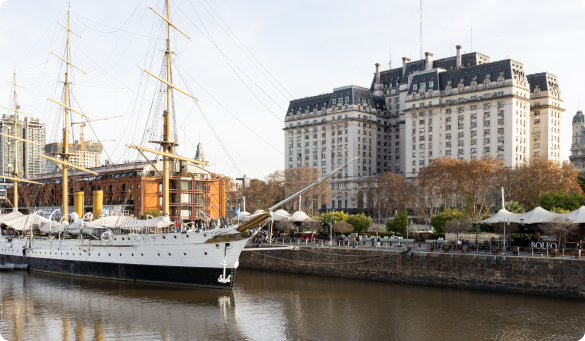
[534,111,540,116]
[484,129,490,136]
[484,147,490,154]
[470,148,477,154]
[445,109,451,115]
[458,132,464,139]
[446,125,451,130]
[484,121,490,127]
[498,101,504,108]
[484,138,490,145]
[534,143,540,149]
[498,128,504,135]
[446,142,451,148]
[458,141,464,147]
[446,134,452,140]
[484,103,490,110]
[497,146,504,152]
[534,119,540,124]
[446,150,452,156]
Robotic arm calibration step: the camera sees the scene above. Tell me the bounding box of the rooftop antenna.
[471,27,473,51]
[420,0,423,60]
[389,46,392,70]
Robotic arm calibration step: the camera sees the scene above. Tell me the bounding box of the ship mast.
[130,0,206,219]
[162,0,173,217]
[46,4,96,219]
[62,7,72,217]
[0,76,43,203]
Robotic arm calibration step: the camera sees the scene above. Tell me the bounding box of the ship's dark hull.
[2,255,235,289]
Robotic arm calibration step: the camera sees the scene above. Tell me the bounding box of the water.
[0,269,584,341]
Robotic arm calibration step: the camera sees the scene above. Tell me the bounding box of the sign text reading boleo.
[530,242,558,249]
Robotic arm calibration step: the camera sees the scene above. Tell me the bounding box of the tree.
[347,213,370,232]
[577,171,585,193]
[538,191,585,212]
[443,218,472,240]
[317,210,349,224]
[430,209,465,234]
[540,217,579,248]
[360,172,413,217]
[284,166,332,213]
[504,156,582,209]
[386,210,408,233]
[139,208,162,220]
[504,201,525,213]
[333,221,354,234]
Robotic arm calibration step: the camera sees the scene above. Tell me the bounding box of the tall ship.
[0,1,353,289]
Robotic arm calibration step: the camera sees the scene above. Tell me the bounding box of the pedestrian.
[0,255,4,265]
[377,236,381,248]
[457,239,462,251]
[352,237,356,248]
[371,236,375,247]
[344,236,348,246]
[22,247,26,257]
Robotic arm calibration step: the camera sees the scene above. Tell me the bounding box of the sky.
[0,0,583,180]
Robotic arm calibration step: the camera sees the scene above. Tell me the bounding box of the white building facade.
[286,45,564,211]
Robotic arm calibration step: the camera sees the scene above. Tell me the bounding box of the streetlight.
[504,217,509,255]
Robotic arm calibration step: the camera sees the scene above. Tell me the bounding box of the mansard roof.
[407,59,520,95]
[287,85,386,116]
[527,72,560,92]
[370,52,491,90]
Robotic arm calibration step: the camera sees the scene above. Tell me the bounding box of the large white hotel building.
[284,45,563,211]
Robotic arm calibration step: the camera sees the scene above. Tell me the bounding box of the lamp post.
[504,217,509,255]
[407,216,411,248]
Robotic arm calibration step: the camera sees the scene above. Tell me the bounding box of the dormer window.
[413,84,418,90]
[447,80,452,85]
[485,73,491,78]
[460,78,464,83]
[429,81,434,87]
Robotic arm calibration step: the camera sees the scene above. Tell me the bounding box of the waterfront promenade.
[241,240,585,300]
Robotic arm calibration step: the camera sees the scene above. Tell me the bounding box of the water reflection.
[0,270,584,340]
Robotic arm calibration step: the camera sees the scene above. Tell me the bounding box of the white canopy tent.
[480,206,585,224]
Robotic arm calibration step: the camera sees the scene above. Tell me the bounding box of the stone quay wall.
[239,247,585,299]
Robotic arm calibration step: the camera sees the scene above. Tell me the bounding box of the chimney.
[456,45,462,68]
[402,57,411,76]
[375,63,381,83]
[424,52,433,70]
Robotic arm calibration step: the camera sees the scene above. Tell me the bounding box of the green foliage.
[317,211,349,224]
[347,213,370,232]
[139,209,162,220]
[551,207,571,213]
[430,209,465,234]
[386,210,408,233]
[578,172,585,192]
[504,201,525,213]
[481,214,492,220]
[538,191,585,212]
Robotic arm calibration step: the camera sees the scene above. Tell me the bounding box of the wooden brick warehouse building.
[5,160,226,222]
